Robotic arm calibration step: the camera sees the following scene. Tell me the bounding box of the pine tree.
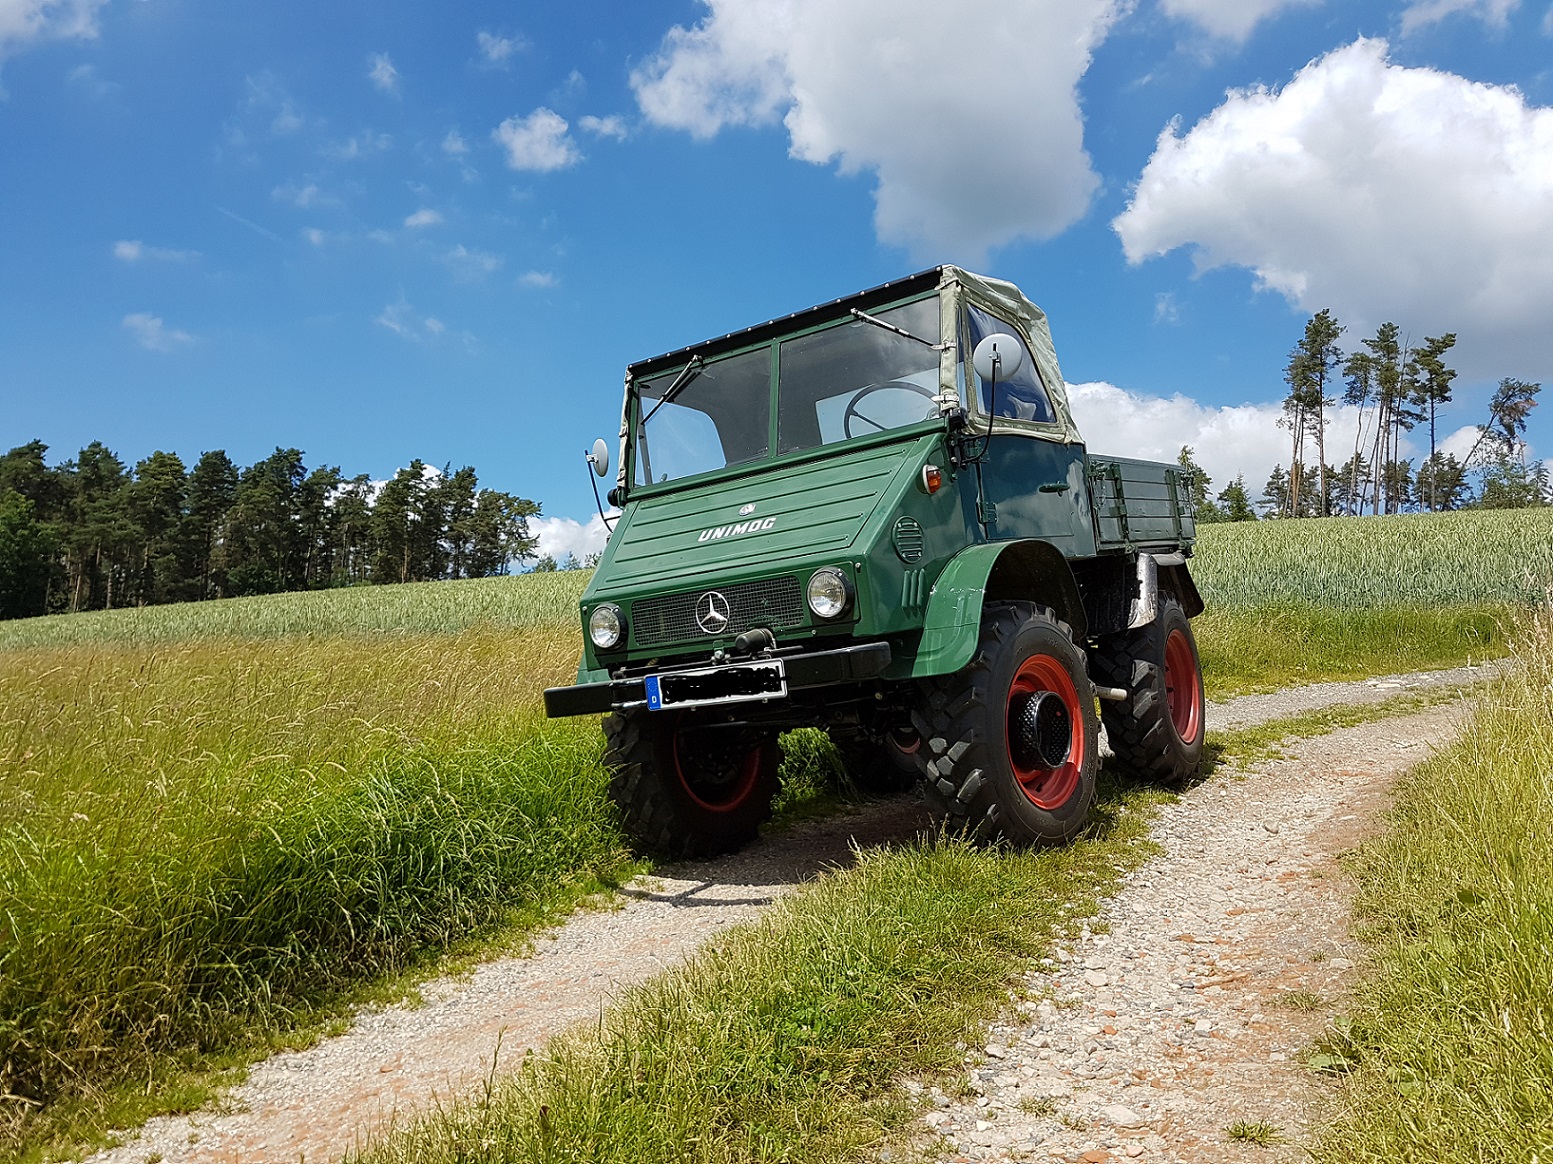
[1216,476,1257,522]
[1176,446,1221,522]
[182,450,238,599]
[1284,310,1343,516]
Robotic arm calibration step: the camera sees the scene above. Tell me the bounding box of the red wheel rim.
[1164,628,1203,745]
[1006,655,1084,809]
[671,720,763,814]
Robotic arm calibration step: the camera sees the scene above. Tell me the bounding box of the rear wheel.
[603,708,779,858]
[912,603,1098,845]
[1090,596,1205,786]
[835,726,920,794]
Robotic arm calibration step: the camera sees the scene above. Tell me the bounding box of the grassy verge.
[1193,602,1510,698]
[1309,617,1553,1160]
[348,776,1170,1164]
[0,629,631,1159]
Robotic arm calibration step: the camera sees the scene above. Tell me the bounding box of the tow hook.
[731,627,776,657]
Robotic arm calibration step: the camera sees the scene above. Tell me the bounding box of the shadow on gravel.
[637,794,938,902]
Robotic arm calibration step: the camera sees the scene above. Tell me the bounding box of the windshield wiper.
[848,307,948,350]
[639,355,704,427]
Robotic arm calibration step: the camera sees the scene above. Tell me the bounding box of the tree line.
[1180,310,1543,521]
[0,440,541,621]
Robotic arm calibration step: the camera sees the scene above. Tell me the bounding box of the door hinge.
[977,498,997,525]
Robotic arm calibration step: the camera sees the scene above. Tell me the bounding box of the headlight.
[806,568,853,620]
[588,604,625,649]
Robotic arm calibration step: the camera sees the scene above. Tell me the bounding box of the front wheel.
[603,708,779,858]
[912,602,1098,845]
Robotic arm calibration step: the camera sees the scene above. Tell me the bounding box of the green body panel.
[894,542,1005,679]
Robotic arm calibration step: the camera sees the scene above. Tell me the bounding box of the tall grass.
[0,629,629,1152]
[1193,509,1553,608]
[1312,611,1553,1160]
[0,571,590,650]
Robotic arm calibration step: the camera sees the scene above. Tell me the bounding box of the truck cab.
[547,266,1205,857]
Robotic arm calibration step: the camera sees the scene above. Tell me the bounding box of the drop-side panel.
[1089,456,1196,549]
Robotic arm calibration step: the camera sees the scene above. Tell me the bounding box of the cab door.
[964,304,1096,557]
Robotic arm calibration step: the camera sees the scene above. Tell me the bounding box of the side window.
[966,305,1055,425]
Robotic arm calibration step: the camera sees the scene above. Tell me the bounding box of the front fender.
[904,540,1087,679]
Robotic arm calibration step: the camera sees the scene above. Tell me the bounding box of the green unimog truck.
[545,266,1205,857]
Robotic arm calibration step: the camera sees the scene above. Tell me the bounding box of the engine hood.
[593,439,921,594]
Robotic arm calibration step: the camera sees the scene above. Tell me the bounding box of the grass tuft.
[1224,1120,1283,1145]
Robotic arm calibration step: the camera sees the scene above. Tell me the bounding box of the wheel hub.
[1009,690,1072,770]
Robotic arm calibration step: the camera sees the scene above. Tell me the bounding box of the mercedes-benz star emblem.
[738,502,756,516]
[696,591,731,634]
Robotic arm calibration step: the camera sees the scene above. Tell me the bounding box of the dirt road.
[86,663,1494,1164]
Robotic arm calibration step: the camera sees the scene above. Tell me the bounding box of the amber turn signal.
[920,464,943,494]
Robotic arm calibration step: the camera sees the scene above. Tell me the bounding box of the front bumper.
[544,642,892,718]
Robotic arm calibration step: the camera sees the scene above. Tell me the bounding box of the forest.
[0,441,540,620]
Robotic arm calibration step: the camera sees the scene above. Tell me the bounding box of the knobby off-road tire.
[603,709,779,859]
[1089,596,1205,786]
[911,602,1098,846]
[836,728,921,795]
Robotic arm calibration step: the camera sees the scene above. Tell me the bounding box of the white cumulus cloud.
[477,30,522,63]
[518,270,557,288]
[122,312,193,352]
[113,239,198,263]
[0,0,106,60]
[631,0,1119,262]
[1160,0,1321,42]
[531,511,617,565]
[1401,0,1518,34]
[1114,38,1553,380]
[492,108,580,171]
[578,114,628,140]
[368,52,399,94]
[404,207,443,228]
[441,129,468,156]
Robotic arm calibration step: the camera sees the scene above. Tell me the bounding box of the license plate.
[644,660,787,711]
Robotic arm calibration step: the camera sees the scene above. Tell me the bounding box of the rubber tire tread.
[1089,596,1204,787]
[910,602,1098,846]
[603,709,778,859]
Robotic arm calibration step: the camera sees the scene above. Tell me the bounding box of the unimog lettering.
[698,517,778,542]
[545,265,1207,862]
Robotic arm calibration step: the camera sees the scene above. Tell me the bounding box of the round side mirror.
[972,333,1025,383]
[589,438,610,479]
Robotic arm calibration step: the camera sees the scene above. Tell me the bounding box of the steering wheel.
[842,379,939,440]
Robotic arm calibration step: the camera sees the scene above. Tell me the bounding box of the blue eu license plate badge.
[644,675,664,710]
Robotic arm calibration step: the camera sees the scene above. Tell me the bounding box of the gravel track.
[86,663,1499,1164]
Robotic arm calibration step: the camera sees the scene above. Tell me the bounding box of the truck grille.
[632,576,806,647]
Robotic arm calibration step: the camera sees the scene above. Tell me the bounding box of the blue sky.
[2,0,1551,558]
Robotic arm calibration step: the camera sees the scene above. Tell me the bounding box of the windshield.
[632,294,942,487]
